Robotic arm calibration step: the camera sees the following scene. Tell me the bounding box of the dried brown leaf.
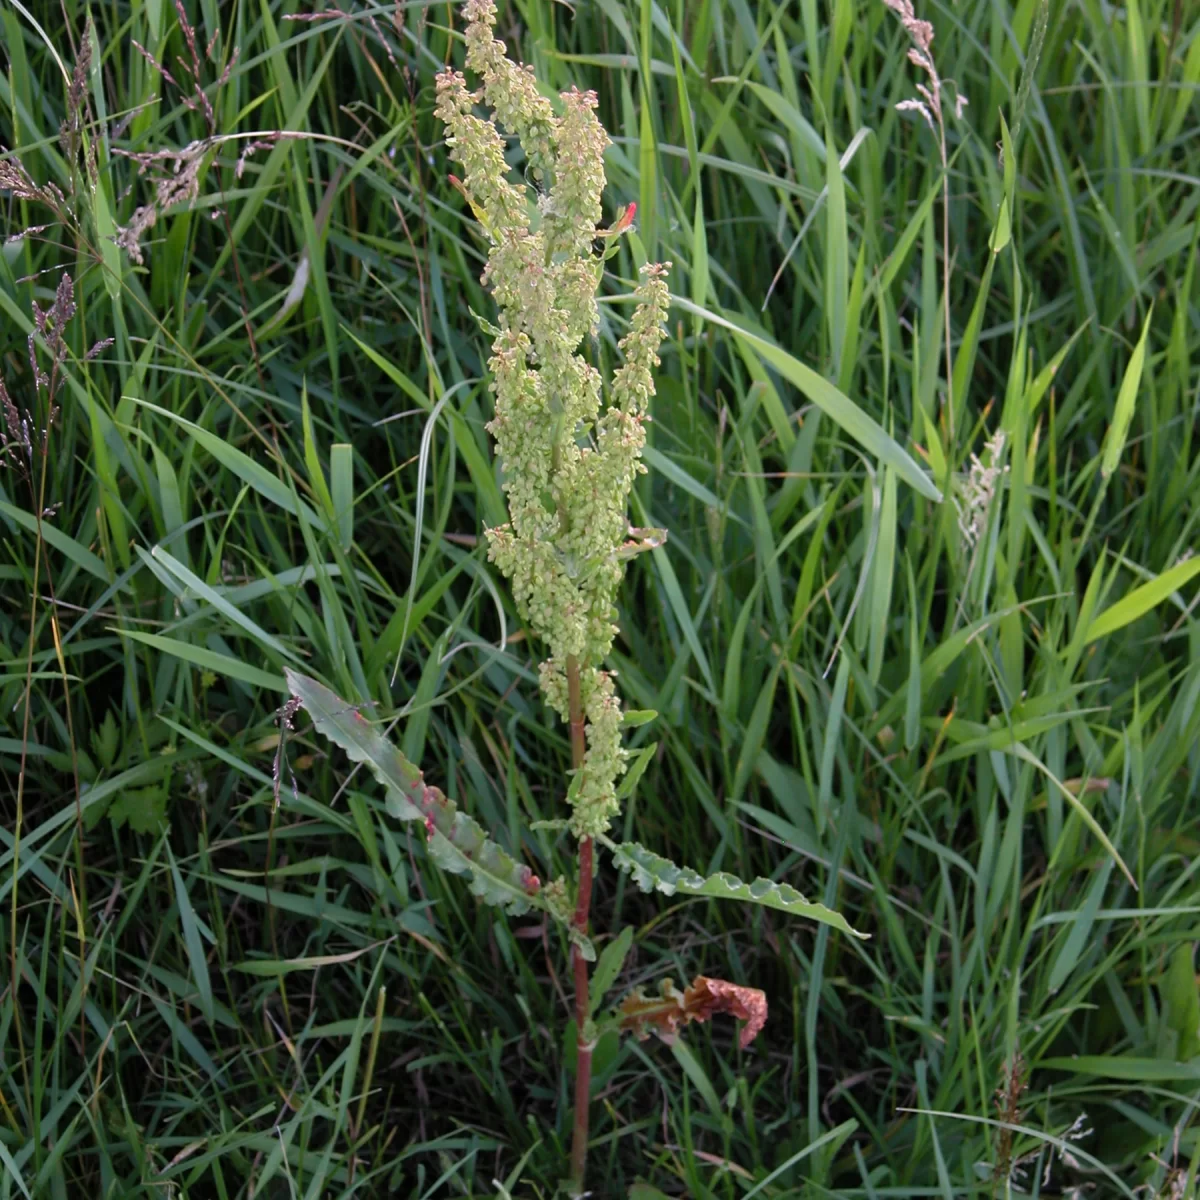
[617,975,768,1049]
[691,976,769,1049]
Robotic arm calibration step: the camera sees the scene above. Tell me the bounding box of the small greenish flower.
[436,0,670,838]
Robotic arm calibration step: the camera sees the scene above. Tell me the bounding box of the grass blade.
[1101,307,1153,480]
[673,297,942,501]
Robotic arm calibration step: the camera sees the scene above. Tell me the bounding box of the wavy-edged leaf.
[606,840,866,938]
[285,670,542,916]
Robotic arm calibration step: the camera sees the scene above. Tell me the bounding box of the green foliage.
[1163,945,1200,1063]
[103,785,168,835]
[589,924,635,1017]
[2,0,1199,1194]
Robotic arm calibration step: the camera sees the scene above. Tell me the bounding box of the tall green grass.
[1,0,1198,1195]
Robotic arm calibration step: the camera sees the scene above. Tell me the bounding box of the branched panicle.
[115,5,247,265]
[992,1047,1028,1193]
[60,19,96,181]
[956,429,1008,550]
[29,272,77,405]
[882,0,967,129]
[435,2,670,839]
[1,20,97,239]
[138,0,238,133]
[1,149,69,215]
[0,154,39,201]
[0,377,31,480]
[111,130,294,266]
[882,0,965,436]
[272,696,303,813]
[2,273,77,482]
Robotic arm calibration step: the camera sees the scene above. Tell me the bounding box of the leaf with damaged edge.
[286,669,544,917]
[605,839,867,938]
[615,975,768,1049]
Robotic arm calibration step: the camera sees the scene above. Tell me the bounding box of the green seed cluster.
[435,0,670,838]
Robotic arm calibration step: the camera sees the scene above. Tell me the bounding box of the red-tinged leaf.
[285,669,544,916]
[615,525,668,560]
[692,976,768,1048]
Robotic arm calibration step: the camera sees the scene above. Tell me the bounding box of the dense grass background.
[2,0,1199,1195]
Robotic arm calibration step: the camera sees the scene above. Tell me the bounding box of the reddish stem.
[566,655,594,1194]
[567,654,587,768]
[570,836,594,1190]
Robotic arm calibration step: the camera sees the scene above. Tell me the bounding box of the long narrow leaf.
[117,629,287,693]
[672,297,941,501]
[606,839,866,938]
[285,670,544,918]
[1101,308,1153,479]
[1085,556,1200,642]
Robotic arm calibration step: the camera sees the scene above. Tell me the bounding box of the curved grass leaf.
[671,296,941,502]
[606,839,867,939]
[1101,306,1153,480]
[1085,555,1200,643]
[285,669,543,916]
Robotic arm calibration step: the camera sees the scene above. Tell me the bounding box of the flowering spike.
[435,3,670,838]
